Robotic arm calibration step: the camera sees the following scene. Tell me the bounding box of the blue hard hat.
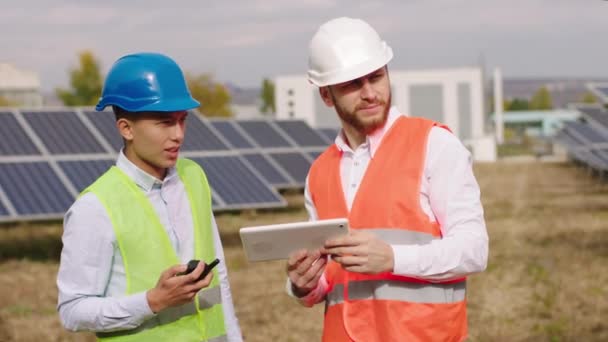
[96,52,200,112]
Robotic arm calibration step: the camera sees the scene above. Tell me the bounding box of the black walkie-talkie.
[184,258,220,281]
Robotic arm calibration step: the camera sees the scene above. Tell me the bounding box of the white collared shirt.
[295,106,488,303]
[57,151,242,340]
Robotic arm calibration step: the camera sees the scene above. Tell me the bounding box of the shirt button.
[354,162,359,166]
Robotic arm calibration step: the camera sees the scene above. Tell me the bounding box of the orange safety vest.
[308,116,467,342]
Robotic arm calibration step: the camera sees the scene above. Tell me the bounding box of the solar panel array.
[588,83,608,104]
[554,106,608,174]
[0,108,339,223]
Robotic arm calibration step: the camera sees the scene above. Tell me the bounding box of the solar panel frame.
[58,159,115,193]
[0,161,75,217]
[317,127,340,143]
[190,156,286,210]
[241,152,294,188]
[208,119,257,150]
[182,114,231,152]
[83,110,123,152]
[235,119,295,148]
[0,111,41,156]
[266,151,313,186]
[274,120,330,147]
[21,110,108,155]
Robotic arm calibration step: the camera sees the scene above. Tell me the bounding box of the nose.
[360,80,375,101]
[172,121,185,142]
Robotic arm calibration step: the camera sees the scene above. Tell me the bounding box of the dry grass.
[0,162,606,341]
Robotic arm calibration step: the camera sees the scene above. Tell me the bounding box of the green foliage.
[56,50,103,106]
[506,98,530,111]
[0,96,15,106]
[187,74,233,117]
[260,78,276,114]
[580,91,597,104]
[529,86,553,110]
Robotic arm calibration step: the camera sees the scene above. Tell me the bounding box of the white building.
[275,67,496,161]
[0,63,43,107]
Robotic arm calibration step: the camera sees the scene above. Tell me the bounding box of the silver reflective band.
[359,228,439,245]
[96,287,223,338]
[198,286,222,309]
[206,335,229,342]
[327,280,466,306]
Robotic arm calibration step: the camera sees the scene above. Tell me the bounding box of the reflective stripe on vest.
[308,117,468,341]
[85,158,227,341]
[327,280,466,306]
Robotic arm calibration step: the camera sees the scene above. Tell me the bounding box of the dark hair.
[112,106,135,121]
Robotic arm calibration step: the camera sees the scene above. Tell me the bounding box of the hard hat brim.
[308,44,393,87]
[96,96,200,113]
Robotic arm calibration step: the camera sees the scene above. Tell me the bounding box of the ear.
[319,87,334,107]
[116,118,135,142]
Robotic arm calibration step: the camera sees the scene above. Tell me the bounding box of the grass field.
[0,161,606,341]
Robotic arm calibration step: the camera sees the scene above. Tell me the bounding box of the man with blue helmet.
[57,52,242,341]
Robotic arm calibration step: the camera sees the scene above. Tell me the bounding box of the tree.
[56,50,103,106]
[529,86,553,110]
[187,74,233,117]
[506,98,530,111]
[580,91,597,104]
[0,96,15,106]
[260,78,276,114]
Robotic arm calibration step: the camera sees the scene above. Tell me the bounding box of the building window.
[288,100,294,107]
[289,111,294,118]
[287,89,294,96]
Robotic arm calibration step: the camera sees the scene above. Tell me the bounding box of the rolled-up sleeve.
[391,127,489,281]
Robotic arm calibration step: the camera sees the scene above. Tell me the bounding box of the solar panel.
[597,87,608,98]
[236,120,292,148]
[58,159,114,192]
[242,153,293,187]
[182,115,230,151]
[0,111,40,155]
[209,120,255,149]
[579,107,608,133]
[191,156,285,209]
[267,152,312,185]
[307,150,324,160]
[274,120,329,147]
[22,110,107,154]
[565,121,607,143]
[84,110,123,152]
[317,127,339,143]
[0,162,74,215]
[0,200,9,217]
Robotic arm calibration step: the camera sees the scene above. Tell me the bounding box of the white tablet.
[239,218,349,262]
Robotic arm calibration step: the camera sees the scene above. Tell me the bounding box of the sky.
[2,0,607,92]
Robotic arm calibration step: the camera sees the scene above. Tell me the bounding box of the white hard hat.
[307,17,393,87]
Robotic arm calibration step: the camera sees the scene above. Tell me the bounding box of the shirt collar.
[333,106,403,157]
[116,149,178,192]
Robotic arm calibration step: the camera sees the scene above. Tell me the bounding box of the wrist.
[146,289,163,313]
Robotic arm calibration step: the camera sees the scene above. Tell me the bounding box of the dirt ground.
[0,161,606,341]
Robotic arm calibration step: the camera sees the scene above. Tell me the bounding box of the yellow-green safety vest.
[83,158,227,342]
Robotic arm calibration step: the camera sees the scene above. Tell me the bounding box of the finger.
[185,271,214,294]
[324,246,363,257]
[164,264,188,279]
[294,251,321,276]
[294,255,326,286]
[324,236,356,248]
[287,249,308,269]
[333,255,366,267]
[184,261,207,283]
